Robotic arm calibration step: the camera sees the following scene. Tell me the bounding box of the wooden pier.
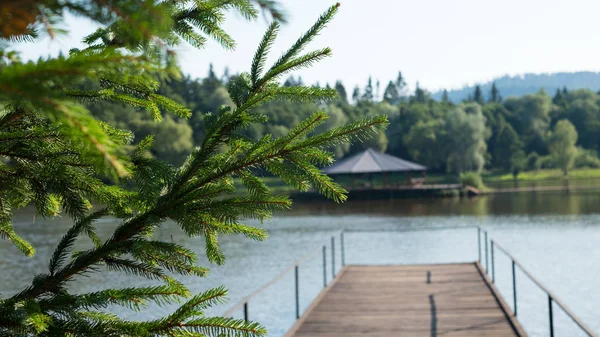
[285,263,526,337]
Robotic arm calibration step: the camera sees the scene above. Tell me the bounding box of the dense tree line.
[91,68,600,177]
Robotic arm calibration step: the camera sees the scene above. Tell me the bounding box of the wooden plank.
[285,263,527,337]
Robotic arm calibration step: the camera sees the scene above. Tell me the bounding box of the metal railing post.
[331,236,335,279]
[295,265,300,319]
[491,240,495,283]
[477,227,481,263]
[322,245,327,288]
[485,231,489,273]
[243,302,248,322]
[341,231,345,267]
[549,295,554,337]
[512,260,517,316]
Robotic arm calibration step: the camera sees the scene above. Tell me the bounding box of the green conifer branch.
[0,3,391,336]
[269,3,339,72]
[49,209,108,275]
[251,22,279,86]
[261,48,332,85]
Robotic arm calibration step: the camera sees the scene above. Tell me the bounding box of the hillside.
[432,72,600,102]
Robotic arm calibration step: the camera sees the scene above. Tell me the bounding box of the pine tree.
[441,89,450,103]
[473,85,484,104]
[362,77,374,101]
[383,81,400,104]
[413,82,427,103]
[489,82,500,103]
[284,76,298,87]
[352,86,361,103]
[204,63,222,93]
[223,67,231,81]
[0,2,388,336]
[395,72,407,97]
[334,80,348,104]
[553,88,563,104]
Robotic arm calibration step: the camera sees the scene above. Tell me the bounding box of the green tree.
[335,80,348,104]
[504,91,552,154]
[473,85,484,105]
[557,89,600,150]
[386,100,431,158]
[489,82,500,103]
[441,89,450,103]
[319,104,350,158]
[548,119,578,175]
[283,76,300,87]
[552,88,564,105]
[131,115,194,165]
[510,150,527,179]
[492,119,523,171]
[445,103,489,173]
[352,130,388,153]
[395,71,408,98]
[352,86,360,103]
[362,76,374,101]
[383,80,400,104]
[0,2,387,336]
[574,148,600,168]
[412,82,427,103]
[403,119,447,170]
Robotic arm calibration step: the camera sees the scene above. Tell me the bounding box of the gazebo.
[323,148,427,189]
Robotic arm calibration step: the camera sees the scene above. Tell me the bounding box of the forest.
[90,67,600,179]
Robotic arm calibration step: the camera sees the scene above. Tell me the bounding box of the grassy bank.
[484,168,600,181]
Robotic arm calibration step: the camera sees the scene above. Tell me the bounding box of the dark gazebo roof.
[323,148,426,175]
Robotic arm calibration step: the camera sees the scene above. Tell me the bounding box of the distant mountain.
[431,72,600,103]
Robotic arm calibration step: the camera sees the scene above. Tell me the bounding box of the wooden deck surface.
[286,263,526,337]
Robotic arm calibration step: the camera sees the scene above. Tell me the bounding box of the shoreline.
[289,183,600,202]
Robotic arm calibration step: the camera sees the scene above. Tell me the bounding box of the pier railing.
[223,226,597,337]
[222,236,339,320]
[479,228,597,337]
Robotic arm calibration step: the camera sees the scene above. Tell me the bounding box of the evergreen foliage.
[0,2,388,336]
[472,85,484,104]
[351,86,360,103]
[361,77,374,102]
[489,82,501,103]
[412,82,427,103]
[334,80,348,104]
[441,89,449,103]
[383,81,399,104]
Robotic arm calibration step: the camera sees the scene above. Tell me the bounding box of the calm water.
[2,191,600,336]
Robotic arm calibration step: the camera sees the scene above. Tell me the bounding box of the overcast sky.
[15,0,600,93]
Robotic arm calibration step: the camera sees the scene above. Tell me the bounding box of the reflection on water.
[1,191,600,337]
[288,190,600,216]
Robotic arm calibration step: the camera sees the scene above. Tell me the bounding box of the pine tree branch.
[251,22,279,86]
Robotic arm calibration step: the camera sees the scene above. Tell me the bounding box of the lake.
[2,191,600,337]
